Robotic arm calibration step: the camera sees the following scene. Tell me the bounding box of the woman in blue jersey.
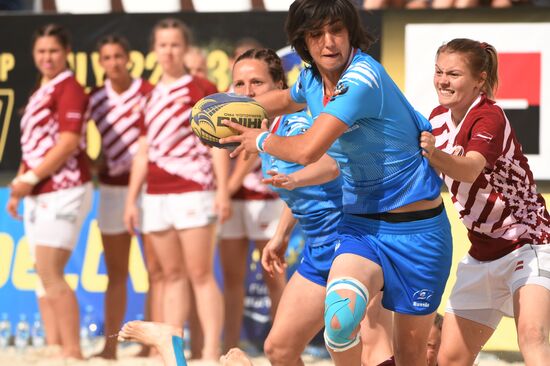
[220,1,453,365]
[232,48,393,366]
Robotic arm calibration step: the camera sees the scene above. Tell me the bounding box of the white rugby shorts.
[23,182,93,253]
[142,190,216,233]
[98,184,135,235]
[220,199,283,241]
[447,243,550,329]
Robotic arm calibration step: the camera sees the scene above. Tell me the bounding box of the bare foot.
[220,348,253,366]
[134,344,152,357]
[119,321,184,366]
[91,348,117,360]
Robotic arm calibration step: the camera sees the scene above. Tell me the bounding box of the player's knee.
[323,277,369,352]
[517,323,547,350]
[264,335,300,363]
[436,344,473,365]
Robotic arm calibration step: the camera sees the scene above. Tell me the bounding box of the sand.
[0,343,525,366]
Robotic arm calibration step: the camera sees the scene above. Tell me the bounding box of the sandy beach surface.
[0,343,525,366]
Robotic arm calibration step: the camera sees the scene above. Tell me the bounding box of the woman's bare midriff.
[388,196,443,213]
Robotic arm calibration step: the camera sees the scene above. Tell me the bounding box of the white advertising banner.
[405,23,550,180]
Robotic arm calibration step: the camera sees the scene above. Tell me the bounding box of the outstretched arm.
[262,153,340,190]
[221,112,348,166]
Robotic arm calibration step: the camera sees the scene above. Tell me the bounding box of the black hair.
[285,0,374,68]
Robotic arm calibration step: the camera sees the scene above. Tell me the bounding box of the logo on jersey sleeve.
[472,131,494,143]
[330,82,349,102]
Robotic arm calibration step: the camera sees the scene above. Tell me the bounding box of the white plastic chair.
[122,0,181,12]
[192,0,252,12]
[55,0,112,13]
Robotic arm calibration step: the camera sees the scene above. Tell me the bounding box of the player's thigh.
[34,246,72,281]
[393,311,434,350]
[178,224,217,278]
[329,253,384,299]
[219,238,249,282]
[149,229,185,277]
[360,293,393,365]
[438,312,495,365]
[267,272,325,350]
[101,232,132,275]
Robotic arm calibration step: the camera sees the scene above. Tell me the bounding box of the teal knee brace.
[324,277,369,352]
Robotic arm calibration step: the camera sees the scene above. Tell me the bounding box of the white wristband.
[18,170,40,186]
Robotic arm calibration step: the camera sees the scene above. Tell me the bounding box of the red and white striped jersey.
[141,75,214,194]
[88,78,153,185]
[430,95,550,261]
[232,157,278,200]
[20,70,90,195]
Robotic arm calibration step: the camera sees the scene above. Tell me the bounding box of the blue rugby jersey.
[290,50,442,214]
[261,112,343,247]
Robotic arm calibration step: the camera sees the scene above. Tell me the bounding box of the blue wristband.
[256,131,270,152]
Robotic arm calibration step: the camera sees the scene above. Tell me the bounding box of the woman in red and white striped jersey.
[88,34,156,360]
[6,23,92,360]
[421,38,550,365]
[124,18,230,362]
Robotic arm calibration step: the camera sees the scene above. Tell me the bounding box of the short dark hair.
[285,0,374,66]
[234,48,288,89]
[96,34,131,55]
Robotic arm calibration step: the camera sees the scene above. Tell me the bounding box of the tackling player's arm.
[421,131,486,183]
[222,113,347,166]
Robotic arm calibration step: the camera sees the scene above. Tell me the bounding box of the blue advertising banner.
[0,187,305,343]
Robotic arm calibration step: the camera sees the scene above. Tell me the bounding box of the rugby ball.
[190,92,267,148]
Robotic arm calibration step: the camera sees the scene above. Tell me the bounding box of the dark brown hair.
[437,38,499,99]
[96,34,131,55]
[285,0,374,69]
[234,48,288,89]
[32,23,71,50]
